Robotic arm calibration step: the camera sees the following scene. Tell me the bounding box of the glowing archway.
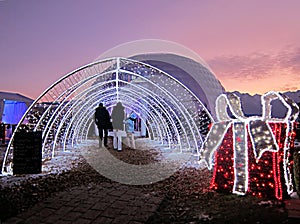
[2,57,213,174]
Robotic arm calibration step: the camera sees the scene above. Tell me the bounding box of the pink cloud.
[207,47,300,94]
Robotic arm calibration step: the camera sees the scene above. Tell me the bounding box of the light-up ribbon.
[262,91,299,195]
[200,91,299,195]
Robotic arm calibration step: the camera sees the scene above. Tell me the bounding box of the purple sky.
[1,0,300,99]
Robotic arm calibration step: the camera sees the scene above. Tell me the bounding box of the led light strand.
[201,91,299,199]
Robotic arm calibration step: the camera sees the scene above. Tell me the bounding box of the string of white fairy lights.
[201,91,299,197]
[1,57,212,175]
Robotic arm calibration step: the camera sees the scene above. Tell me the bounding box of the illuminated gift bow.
[200,91,299,195]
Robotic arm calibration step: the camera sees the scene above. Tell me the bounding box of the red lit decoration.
[201,91,299,200]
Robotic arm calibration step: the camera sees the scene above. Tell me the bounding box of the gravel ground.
[0,139,293,223]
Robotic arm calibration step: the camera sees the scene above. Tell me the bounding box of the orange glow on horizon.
[215,67,300,96]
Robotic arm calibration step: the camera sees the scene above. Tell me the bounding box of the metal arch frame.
[61,82,180,150]
[34,70,115,135]
[54,59,207,151]
[120,57,211,116]
[3,59,117,148]
[49,79,179,154]
[1,57,213,175]
[43,70,190,156]
[119,70,198,148]
[38,70,168,150]
[70,95,162,147]
[1,59,118,173]
[65,90,172,150]
[85,99,155,142]
[83,104,152,146]
[120,59,209,143]
[60,91,164,151]
[65,78,187,148]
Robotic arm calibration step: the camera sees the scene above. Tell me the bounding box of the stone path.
[2,139,300,223]
[0,139,199,224]
[285,198,300,221]
[5,185,300,224]
[3,182,162,224]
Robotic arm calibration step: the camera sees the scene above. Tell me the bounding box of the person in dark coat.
[94,103,111,147]
[111,102,125,130]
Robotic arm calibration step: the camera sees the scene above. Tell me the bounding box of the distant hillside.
[228,90,300,118]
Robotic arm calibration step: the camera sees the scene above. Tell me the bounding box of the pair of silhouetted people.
[95,102,137,150]
[95,102,126,149]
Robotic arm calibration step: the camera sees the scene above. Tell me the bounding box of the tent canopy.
[0,92,33,124]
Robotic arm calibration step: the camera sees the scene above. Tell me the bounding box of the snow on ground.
[0,138,205,187]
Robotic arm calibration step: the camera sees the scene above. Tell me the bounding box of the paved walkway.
[3,182,162,224]
[4,184,300,224]
[2,139,300,223]
[0,139,194,224]
[285,197,300,220]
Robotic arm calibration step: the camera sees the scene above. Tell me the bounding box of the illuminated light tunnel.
[2,57,216,174]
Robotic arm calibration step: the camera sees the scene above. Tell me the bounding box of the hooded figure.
[125,112,137,133]
[125,111,137,149]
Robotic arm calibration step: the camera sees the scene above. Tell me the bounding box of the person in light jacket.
[125,111,137,148]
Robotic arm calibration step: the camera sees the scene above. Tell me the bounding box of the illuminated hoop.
[2,57,213,175]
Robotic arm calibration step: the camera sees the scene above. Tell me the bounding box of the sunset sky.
[1,0,300,99]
